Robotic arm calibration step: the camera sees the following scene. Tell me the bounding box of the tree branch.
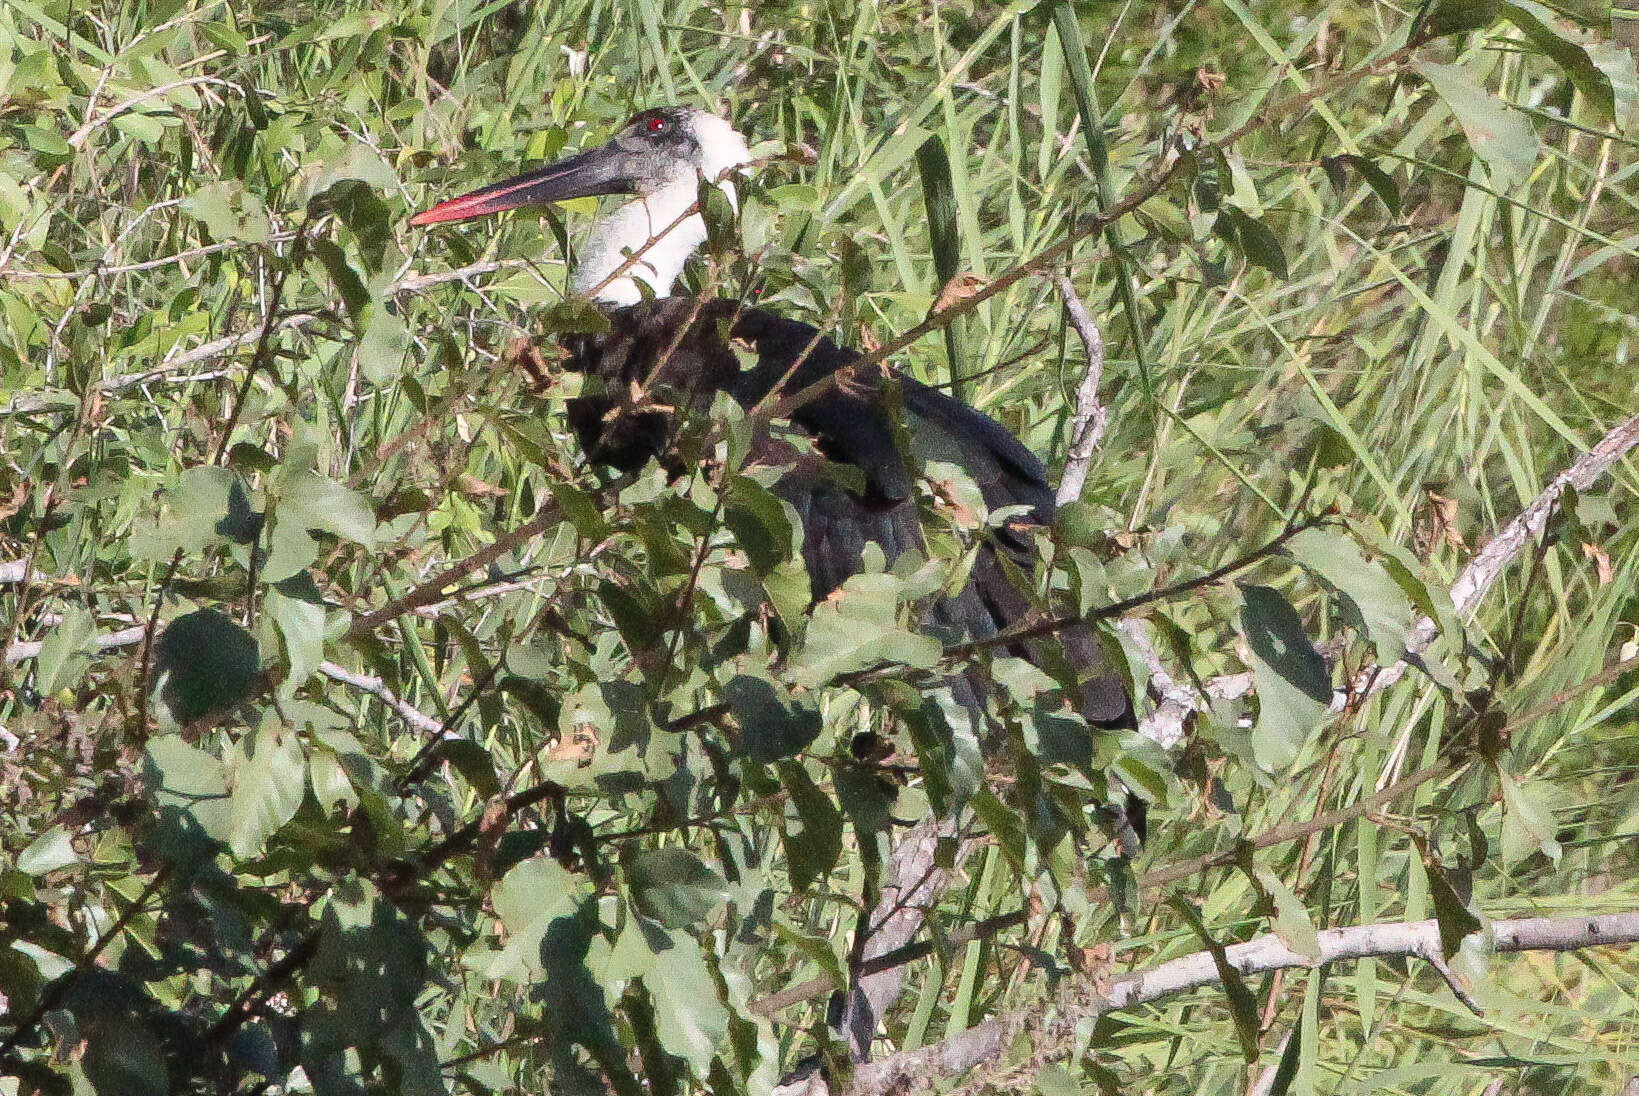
[840,912,1639,1095]
[1054,275,1108,507]
[1137,408,1639,742]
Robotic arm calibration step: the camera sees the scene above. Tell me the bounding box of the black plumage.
[561,296,1131,729]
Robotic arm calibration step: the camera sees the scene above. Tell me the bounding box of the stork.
[411,106,1131,731]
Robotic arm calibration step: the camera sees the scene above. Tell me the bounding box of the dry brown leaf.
[547,723,600,767]
[933,271,989,314]
[1426,490,1467,550]
[1583,541,1614,585]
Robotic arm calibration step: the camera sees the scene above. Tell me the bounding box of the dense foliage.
[2,0,1637,1093]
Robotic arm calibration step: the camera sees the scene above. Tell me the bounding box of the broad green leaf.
[777,761,843,891]
[1319,154,1402,216]
[1286,528,1416,663]
[835,765,896,838]
[17,827,77,876]
[789,572,941,685]
[33,606,95,696]
[78,1013,170,1096]
[130,466,238,561]
[726,674,821,762]
[1493,1,1637,121]
[359,305,411,384]
[227,718,307,859]
[1424,857,1483,958]
[267,574,326,691]
[1256,869,1321,963]
[722,474,794,573]
[145,735,233,844]
[180,180,242,239]
[625,847,728,932]
[1498,769,1563,864]
[645,936,729,1074]
[487,857,584,981]
[1417,62,1539,187]
[1239,585,1331,771]
[277,471,377,548]
[312,238,371,322]
[1215,205,1288,278]
[153,609,261,724]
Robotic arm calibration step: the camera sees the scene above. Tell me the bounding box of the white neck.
[571,176,712,306]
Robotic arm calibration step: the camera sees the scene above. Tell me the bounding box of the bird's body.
[412,106,1130,729]
[562,297,1131,726]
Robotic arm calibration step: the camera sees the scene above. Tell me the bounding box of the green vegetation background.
[1,0,1637,1093]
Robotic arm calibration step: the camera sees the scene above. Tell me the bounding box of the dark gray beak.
[410,141,641,226]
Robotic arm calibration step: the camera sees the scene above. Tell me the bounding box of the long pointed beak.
[410,143,642,226]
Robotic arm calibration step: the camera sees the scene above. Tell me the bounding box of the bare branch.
[1054,275,1107,507]
[835,815,969,1061]
[843,912,1639,1094]
[317,661,445,736]
[1347,409,1639,702]
[1137,409,1639,742]
[4,624,146,665]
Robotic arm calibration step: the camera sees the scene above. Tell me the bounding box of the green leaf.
[78,1013,170,1096]
[323,178,394,273]
[227,718,307,859]
[1319,154,1402,216]
[153,609,261,724]
[625,848,728,932]
[1424,0,1501,37]
[309,746,358,816]
[308,878,439,1091]
[722,474,794,573]
[486,857,584,981]
[789,572,941,686]
[599,579,660,653]
[1424,857,1483,958]
[1286,529,1416,663]
[835,765,896,837]
[312,238,371,322]
[359,306,411,384]
[1498,769,1562,864]
[547,480,611,541]
[541,297,613,335]
[145,735,233,845]
[276,471,377,548]
[267,574,326,691]
[725,674,821,762]
[1256,869,1321,963]
[777,761,843,890]
[130,466,239,561]
[1492,1,1637,121]
[181,180,243,239]
[437,739,499,797]
[645,936,729,1074]
[1170,896,1261,1062]
[1239,585,1330,771]
[916,134,969,399]
[1417,62,1539,188]
[1215,205,1288,278]
[971,786,1028,873]
[33,606,95,696]
[17,827,77,876]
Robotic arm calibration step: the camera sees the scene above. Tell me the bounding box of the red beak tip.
[409,205,455,227]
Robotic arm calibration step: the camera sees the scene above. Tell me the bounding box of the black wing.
[562,297,1130,728]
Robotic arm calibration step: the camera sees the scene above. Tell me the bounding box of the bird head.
[409,106,753,226]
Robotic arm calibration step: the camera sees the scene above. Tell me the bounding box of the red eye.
[646,117,666,132]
